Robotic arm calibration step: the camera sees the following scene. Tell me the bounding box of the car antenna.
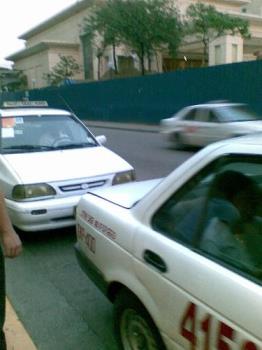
[56,92,76,115]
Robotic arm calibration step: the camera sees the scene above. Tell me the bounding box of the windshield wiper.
[2,145,56,153]
[54,142,97,150]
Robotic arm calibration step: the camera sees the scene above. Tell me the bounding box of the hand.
[1,228,22,258]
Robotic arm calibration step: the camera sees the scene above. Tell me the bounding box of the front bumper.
[5,195,82,232]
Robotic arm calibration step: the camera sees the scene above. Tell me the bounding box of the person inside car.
[39,127,71,147]
[200,170,261,274]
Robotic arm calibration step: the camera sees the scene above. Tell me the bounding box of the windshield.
[217,105,261,123]
[0,114,98,154]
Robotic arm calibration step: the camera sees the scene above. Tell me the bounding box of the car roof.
[187,102,244,109]
[0,108,72,117]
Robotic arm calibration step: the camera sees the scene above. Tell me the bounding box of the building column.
[209,35,243,66]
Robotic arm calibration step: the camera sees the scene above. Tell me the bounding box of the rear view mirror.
[96,135,107,145]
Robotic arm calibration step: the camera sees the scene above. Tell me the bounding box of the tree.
[43,55,80,86]
[82,3,121,77]
[186,3,250,66]
[82,0,183,76]
[0,70,28,92]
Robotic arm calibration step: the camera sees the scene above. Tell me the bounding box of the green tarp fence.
[1,60,261,124]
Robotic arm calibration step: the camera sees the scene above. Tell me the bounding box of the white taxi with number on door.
[0,101,135,232]
[75,134,262,350]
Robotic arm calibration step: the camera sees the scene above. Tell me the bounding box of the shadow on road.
[17,226,76,245]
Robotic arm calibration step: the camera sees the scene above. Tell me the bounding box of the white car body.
[160,102,262,147]
[0,104,134,231]
[75,135,262,350]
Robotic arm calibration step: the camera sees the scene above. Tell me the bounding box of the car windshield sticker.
[15,117,24,124]
[2,118,16,128]
[2,128,15,138]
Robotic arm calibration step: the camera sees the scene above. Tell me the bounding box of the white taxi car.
[160,101,262,148]
[75,134,262,350]
[0,101,134,232]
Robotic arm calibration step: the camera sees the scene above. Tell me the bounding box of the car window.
[0,114,97,153]
[152,156,262,283]
[194,108,209,122]
[183,108,197,121]
[207,110,220,123]
[216,105,261,122]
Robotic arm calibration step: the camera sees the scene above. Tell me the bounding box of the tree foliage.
[43,55,80,86]
[0,70,28,92]
[82,0,183,76]
[82,2,120,77]
[186,3,250,65]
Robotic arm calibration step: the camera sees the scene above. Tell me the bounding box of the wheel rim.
[120,308,158,350]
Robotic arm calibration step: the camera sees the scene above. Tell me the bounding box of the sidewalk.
[5,298,36,350]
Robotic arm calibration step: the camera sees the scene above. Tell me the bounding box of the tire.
[114,290,166,350]
[168,132,183,150]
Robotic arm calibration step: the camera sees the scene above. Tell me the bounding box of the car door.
[133,155,262,349]
[177,107,203,146]
[192,108,226,146]
[180,108,221,146]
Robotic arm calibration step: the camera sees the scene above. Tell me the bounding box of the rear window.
[217,105,261,122]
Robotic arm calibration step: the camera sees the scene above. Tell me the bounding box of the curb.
[5,298,36,350]
[85,120,159,133]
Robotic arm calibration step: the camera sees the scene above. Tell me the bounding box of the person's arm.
[0,192,22,258]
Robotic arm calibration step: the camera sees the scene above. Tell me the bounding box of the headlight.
[12,184,56,201]
[112,170,136,185]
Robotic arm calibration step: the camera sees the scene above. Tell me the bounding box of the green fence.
[1,60,262,124]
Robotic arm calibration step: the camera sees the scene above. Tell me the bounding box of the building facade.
[6,1,93,89]
[5,0,262,89]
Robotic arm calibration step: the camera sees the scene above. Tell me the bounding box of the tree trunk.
[139,44,146,75]
[97,56,101,80]
[202,37,209,67]
[154,51,160,72]
[147,52,152,72]
[112,43,118,74]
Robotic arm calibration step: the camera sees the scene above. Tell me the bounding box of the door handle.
[143,249,167,273]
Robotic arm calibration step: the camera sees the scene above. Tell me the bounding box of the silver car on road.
[160,101,262,148]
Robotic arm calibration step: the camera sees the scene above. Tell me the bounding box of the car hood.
[89,178,162,208]
[3,147,132,183]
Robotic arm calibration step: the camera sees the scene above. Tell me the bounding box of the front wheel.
[168,132,183,150]
[114,290,165,350]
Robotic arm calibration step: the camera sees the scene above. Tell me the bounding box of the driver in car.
[39,127,71,147]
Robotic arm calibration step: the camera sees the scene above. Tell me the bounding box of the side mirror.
[96,135,107,145]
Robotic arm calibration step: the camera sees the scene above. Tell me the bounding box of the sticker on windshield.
[2,118,15,128]
[2,128,15,138]
[15,117,24,124]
